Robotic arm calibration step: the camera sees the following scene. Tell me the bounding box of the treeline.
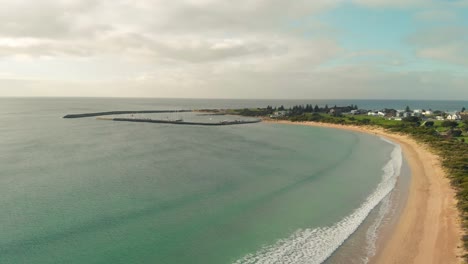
[284,104,359,115]
[232,104,359,117]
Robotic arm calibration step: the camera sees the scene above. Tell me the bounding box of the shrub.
[442,120,459,128]
[425,121,434,127]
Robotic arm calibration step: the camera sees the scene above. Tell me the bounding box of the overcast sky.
[0,0,467,99]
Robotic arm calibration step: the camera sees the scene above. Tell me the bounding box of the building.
[270,111,288,118]
[435,116,444,121]
[447,113,461,120]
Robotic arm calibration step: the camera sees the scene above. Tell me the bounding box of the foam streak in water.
[234,138,402,264]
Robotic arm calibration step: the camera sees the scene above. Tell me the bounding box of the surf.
[234,138,402,264]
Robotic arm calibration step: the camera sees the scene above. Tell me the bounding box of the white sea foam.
[362,190,393,263]
[234,138,402,264]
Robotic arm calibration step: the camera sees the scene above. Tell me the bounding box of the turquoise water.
[0,98,398,264]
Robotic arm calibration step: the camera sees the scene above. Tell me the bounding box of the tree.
[360,118,371,125]
[462,107,466,112]
[441,120,459,128]
[424,121,434,127]
[324,104,329,112]
[402,116,420,123]
[278,105,285,111]
[463,120,468,132]
[314,104,319,112]
[405,106,411,112]
[448,129,463,137]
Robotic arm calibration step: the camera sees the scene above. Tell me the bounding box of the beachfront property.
[363,108,458,122]
[270,110,289,118]
[367,111,385,117]
[447,113,462,120]
[422,110,433,116]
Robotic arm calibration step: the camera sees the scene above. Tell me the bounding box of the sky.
[0,0,467,99]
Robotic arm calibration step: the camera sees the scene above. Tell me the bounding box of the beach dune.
[266,120,462,264]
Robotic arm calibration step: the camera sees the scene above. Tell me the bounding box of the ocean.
[0,97,428,264]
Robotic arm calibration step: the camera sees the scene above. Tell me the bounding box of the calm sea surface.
[0,97,432,263]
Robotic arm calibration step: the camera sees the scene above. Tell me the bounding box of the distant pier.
[64,110,261,126]
[63,110,192,119]
[98,117,261,126]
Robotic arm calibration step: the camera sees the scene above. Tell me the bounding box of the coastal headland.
[265,120,462,264]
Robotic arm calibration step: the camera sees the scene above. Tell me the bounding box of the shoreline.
[264,120,462,264]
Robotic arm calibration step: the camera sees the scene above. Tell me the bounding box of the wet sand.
[265,120,462,264]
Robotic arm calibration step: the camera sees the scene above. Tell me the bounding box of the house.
[422,110,433,116]
[270,111,288,118]
[377,111,385,117]
[350,110,358,115]
[368,111,378,116]
[435,116,444,121]
[329,108,342,115]
[447,113,461,120]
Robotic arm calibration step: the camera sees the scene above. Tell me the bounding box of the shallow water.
[0,98,400,264]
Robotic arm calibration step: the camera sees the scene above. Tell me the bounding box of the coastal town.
[270,105,467,121]
[261,105,468,143]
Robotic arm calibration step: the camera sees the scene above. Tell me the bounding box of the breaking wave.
[234,138,402,264]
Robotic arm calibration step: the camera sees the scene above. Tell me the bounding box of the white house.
[270,111,288,118]
[435,116,444,121]
[422,110,433,116]
[447,114,461,120]
[368,111,378,116]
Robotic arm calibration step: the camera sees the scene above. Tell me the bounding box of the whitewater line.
[233,138,402,264]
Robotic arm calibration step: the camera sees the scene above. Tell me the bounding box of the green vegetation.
[233,104,468,252]
[290,111,468,251]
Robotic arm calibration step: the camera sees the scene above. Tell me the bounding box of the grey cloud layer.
[0,0,466,99]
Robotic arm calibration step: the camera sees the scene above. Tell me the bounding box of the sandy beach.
[265,120,462,264]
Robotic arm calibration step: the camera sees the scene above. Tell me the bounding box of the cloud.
[0,0,466,99]
[0,0,343,64]
[414,9,457,22]
[352,0,428,8]
[409,26,468,65]
[417,43,468,65]
[353,0,468,9]
[3,65,467,100]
